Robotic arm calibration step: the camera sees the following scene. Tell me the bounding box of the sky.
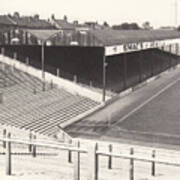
[0,0,179,28]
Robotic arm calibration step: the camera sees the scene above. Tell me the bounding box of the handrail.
[97,150,180,167]
[2,135,180,166]
[0,137,87,153]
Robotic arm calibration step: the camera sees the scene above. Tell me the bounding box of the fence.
[1,131,180,180]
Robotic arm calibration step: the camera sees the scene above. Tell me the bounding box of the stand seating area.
[0,62,100,137]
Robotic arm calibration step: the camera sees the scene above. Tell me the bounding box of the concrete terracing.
[0,61,100,138]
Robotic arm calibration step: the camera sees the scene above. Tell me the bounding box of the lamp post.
[41,40,46,91]
[23,29,61,91]
[41,40,45,80]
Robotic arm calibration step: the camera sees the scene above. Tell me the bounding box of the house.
[9,13,55,29]
[49,14,75,31]
[0,13,56,45]
[0,15,18,44]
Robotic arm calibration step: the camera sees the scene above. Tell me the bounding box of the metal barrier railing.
[1,131,180,180]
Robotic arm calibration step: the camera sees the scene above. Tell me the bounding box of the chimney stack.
[51,14,55,20]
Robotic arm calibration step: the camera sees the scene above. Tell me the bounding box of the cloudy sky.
[0,0,179,28]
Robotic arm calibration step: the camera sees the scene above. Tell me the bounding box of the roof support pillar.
[178,43,180,56]
[160,51,164,73]
[139,51,143,83]
[176,44,179,65]
[25,32,28,45]
[169,52,172,69]
[151,51,154,76]
[168,44,173,68]
[102,47,107,102]
[175,43,178,55]
[41,40,45,81]
[123,54,127,90]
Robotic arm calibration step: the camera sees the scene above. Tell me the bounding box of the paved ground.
[66,65,180,148]
[1,139,180,180]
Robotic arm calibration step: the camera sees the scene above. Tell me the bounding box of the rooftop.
[90,29,180,46]
[53,19,75,30]
[0,15,16,26]
[0,14,55,29]
[25,29,61,41]
[10,16,54,29]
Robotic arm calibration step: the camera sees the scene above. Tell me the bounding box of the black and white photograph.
[0,0,180,179]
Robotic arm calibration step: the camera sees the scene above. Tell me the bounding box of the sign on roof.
[105,38,180,56]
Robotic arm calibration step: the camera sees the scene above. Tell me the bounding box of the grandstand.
[106,49,179,92]
[0,29,179,97]
[1,46,179,95]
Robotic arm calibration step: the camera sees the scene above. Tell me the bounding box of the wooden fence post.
[10,65,14,73]
[6,133,12,175]
[50,80,53,89]
[68,148,72,163]
[90,81,93,87]
[26,57,29,66]
[177,44,179,56]
[42,81,45,91]
[32,135,36,158]
[130,148,134,180]
[0,92,3,104]
[152,150,156,176]
[1,47,5,55]
[28,132,32,153]
[33,87,37,94]
[1,63,5,71]
[74,75,77,83]
[74,141,80,180]
[108,144,113,169]
[13,52,17,60]
[4,71,7,87]
[87,142,98,180]
[56,68,60,77]
[3,129,7,148]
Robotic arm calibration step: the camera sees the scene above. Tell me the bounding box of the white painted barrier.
[60,103,104,128]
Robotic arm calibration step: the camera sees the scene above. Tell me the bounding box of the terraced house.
[0,12,56,45]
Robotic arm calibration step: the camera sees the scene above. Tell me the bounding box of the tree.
[103,21,109,27]
[13,12,20,18]
[130,23,140,30]
[51,14,55,20]
[142,21,153,30]
[34,14,39,20]
[63,15,68,22]
[112,22,141,30]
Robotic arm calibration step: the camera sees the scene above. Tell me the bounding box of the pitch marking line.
[117,127,180,139]
[113,76,180,126]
